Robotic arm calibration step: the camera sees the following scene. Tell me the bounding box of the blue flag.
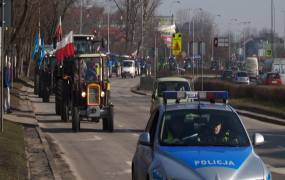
[31,34,39,59]
[39,39,45,67]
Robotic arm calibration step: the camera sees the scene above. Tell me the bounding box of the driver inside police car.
[164,114,187,143]
[198,116,238,144]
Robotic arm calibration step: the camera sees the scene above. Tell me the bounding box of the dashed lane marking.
[76,135,102,141]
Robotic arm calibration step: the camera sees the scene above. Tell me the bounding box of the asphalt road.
[28,75,285,180]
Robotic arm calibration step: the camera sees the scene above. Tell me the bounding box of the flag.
[132,50,137,57]
[56,31,74,62]
[54,16,62,42]
[31,34,39,59]
[97,46,100,53]
[39,39,45,67]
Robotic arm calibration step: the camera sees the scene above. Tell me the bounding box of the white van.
[121,60,136,78]
[245,57,259,80]
[262,58,285,85]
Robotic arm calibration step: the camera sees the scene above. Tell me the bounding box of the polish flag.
[54,16,62,42]
[97,46,100,53]
[55,31,74,62]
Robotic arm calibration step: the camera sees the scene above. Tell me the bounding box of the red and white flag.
[97,45,100,53]
[54,16,62,42]
[55,31,74,62]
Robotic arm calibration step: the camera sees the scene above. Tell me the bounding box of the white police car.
[132,91,271,180]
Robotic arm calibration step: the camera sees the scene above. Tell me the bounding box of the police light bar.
[162,91,228,101]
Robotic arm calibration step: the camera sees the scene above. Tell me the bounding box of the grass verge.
[0,76,33,180]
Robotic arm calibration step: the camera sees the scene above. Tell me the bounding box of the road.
[28,75,285,180]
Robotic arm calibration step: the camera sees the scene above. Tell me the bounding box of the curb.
[25,83,62,180]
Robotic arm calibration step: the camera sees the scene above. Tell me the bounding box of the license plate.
[272,81,277,83]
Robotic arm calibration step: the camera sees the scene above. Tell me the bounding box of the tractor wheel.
[34,74,39,95]
[72,106,80,132]
[61,81,70,122]
[55,79,63,115]
[61,100,70,122]
[42,81,50,102]
[108,106,114,132]
[102,118,108,131]
[39,74,43,98]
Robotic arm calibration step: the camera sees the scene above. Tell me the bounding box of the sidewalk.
[3,81,62,180]
[131,84,285,126]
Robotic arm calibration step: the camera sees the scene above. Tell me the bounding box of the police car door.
[139,109,160,179]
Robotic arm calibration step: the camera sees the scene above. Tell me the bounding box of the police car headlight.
[101,91,105,97]
[81,91,86,98]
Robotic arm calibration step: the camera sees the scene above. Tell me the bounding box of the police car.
[132,91,271,180]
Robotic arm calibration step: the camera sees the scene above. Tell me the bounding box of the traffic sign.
[177,52,183,60]
[172,33,182,55]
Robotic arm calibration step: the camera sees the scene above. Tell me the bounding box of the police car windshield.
[158,81,190,97]
[159,109,250,147]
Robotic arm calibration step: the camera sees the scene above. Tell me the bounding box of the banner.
[39,39,45,67]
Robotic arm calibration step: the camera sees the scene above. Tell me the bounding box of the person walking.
[4,61,12,114]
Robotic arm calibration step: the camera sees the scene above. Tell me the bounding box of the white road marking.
[266,164,285,174]
[278,146,285,149]
[76,135,102,141]
[126,161,132,166]
[132,134,139,137]
[117,125,124,128]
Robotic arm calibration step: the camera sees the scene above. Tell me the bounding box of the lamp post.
[228,19,237,66]
[169,1,180,57]
[192,8,202,91]
[187,8,192,39]
[211,15,220,62]
[283,10,285,53]
[108,0,111,53]
[239,21,250,62]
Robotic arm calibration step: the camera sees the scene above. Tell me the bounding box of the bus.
[263,58,285,85]
[245,57,259,80]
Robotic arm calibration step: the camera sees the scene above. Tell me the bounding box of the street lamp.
[283,10,285,53]
[228,18,237,66]
[210,15,220,62]
[169,1,180,57]
[192,8,202,91]
[239,21,250,62]
[187,8,192,39]
[108,0,111,53]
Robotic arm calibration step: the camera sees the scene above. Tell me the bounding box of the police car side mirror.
[253,133,264,146]
[139,132,151,146]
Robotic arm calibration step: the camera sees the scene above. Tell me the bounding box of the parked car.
[234,71,250,85]
[222,69,234,82]
[259,72,282,86]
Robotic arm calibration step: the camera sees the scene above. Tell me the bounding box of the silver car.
[132,91,271,180]
[234,71,250,85]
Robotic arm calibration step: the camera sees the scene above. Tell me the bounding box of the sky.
[156,0,285,37]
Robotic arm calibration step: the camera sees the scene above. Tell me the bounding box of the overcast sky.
[156,0,285,37]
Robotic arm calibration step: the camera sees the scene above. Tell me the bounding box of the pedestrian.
[4,61,12,114]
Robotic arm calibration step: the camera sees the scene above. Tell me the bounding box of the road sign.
[172,33,182,55]
[266,48,272,58]
[214,37,229,47]
[177,52,183,60]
